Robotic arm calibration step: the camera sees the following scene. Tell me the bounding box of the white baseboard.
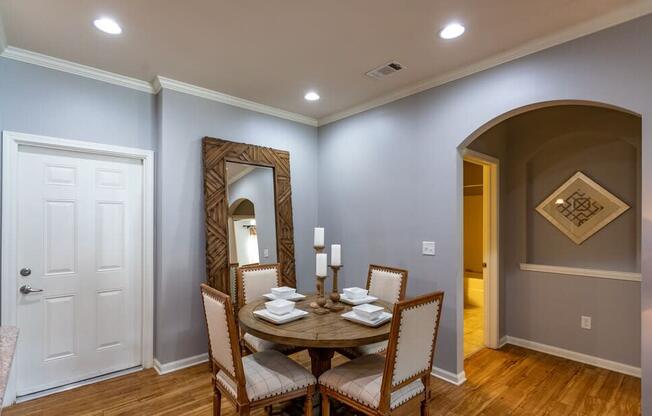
[498,336,508,348]
[153,353,209,375]
[505,336,640,378]
[431,366,466,386]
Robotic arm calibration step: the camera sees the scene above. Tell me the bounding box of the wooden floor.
[5,345,640,415]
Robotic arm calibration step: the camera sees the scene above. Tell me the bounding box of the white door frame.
[461,148,500,352]
[1,131,154,404]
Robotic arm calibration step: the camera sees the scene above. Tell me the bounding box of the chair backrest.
[200,284,245,389]
[366,264,408,304]
[236,263,281,309]
[380,291,444,410]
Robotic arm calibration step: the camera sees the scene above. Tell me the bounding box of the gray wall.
[156,89,318,364]
[317,15,652,406]
[228,166,278,264]
[470,105,641,366]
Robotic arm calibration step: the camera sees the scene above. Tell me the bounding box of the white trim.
[431,366,466,386]
[519,263,641,282]
[153,353,209,375]
[153,76,318,127]
[0,47,154,93]
[498,336,508,348]
[0,11,6,54]
[505,336,641,378]
[317,1,652,125]
[461,149,501,350]
[1,130,155,405]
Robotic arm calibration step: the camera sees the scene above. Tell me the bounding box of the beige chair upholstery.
[367,265,407,305]
[319,354,424,410]
[337,265,408,360]
[200,284,316,415]
[320,291,444,416]
[216,350,316,401]
[236,264,303,355]
[238,264,280,307]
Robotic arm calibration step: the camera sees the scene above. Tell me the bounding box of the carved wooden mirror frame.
[202,137,296,292]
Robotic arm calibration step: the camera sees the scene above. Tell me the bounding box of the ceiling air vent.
[365,61,404,79]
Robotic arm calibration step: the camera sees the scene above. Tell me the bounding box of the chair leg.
[420,375,431,416]
[213,385,221,416]
[305,386,314,416]
[321,391,330,416]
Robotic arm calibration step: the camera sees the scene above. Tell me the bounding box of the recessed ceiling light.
[439,22,465,40]
[94,17,122,35]
[304,91,320,101]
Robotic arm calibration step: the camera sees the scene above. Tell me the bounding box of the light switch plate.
[263,249,269,258]
[581,315,592,330]
[422,241,436,256]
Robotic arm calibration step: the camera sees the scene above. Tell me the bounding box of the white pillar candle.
[331,244,341,266]
[314,227,324,247]
[316,253,328,277]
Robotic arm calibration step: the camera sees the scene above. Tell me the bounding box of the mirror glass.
[226,162,277,267]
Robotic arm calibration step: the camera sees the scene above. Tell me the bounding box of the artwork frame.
[535,171,629,245]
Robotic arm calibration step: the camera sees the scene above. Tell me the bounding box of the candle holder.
[310,245,329,313]
[312,275,329,315]
[326,265,344,312]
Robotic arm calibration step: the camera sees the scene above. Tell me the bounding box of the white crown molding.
[0,46,154,93]
[519,263,641,282]
[153,353,208,375]
[506,336,641,378]
[154,76,318,126]
[318,1,652,126]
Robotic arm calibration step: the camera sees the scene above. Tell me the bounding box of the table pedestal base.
[308,348,335,378]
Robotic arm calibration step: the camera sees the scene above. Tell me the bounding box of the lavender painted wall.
[317,15,652,410]
[155,89,319,364]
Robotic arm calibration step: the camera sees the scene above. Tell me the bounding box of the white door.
[15,145,143,396]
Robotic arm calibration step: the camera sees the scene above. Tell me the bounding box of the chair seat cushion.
[338,341,388,358]
[319,354,424,410]
[243,333,298,353]
[216,350,316,401]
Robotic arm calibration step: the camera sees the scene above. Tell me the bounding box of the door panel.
[16,146,142,395]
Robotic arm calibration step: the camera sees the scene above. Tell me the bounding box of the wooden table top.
[238,294,392,348]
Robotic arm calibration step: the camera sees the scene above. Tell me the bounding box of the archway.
[458,101,642,378]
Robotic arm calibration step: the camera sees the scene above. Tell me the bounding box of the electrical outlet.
[581,315,592,330]
[263,249,269,258]
[422,241,435,256]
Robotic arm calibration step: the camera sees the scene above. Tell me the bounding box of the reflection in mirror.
[226,162,277,268]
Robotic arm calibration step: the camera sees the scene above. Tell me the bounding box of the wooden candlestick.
[313,275,329,315]
[327,265,344,312]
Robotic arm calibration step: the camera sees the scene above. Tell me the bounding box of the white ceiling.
[1,0,651,123]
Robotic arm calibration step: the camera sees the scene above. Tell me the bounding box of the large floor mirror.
[203,137,296,297]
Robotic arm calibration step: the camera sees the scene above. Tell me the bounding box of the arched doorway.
[459,101,642,376]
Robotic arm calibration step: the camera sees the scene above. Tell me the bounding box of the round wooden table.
[238,294,392,377]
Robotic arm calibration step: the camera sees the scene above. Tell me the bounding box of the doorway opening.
[461,149,500,362]
[463,160,485,357]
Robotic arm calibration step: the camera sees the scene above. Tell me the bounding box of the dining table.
[238,294,392,378]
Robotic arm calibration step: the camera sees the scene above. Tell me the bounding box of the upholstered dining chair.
[319,291,444,416]
[236,263,303,355]
[200,284,316,416]
[337,264,408,359]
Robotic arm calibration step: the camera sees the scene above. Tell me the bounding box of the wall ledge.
[519,263,641,282]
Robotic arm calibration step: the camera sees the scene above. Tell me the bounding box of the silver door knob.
[20,268,31,277]
[19,285,43,294]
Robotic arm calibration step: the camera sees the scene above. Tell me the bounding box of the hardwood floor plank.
[4,346,640,416]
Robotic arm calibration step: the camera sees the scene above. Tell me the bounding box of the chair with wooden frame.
[319,291,444,416]
[337,264,408,359]
[200,284,316,416]
[236,263,304,355]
